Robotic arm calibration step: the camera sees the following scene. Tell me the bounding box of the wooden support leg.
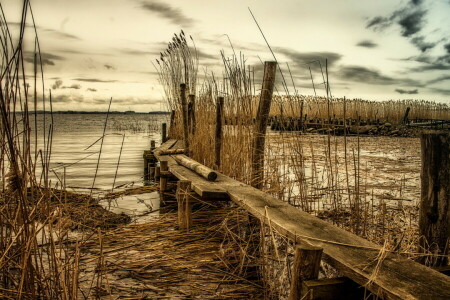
[176,180,192,231]
[155,166,160,182]
[289,243,323,300]
[160,161,168,193]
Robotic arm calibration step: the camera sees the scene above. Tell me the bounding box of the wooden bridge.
[143,138,450,300]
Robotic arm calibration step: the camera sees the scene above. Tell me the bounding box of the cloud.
[7,22,80,40]
[445,43,450,54]
[52,79,63,89]
[24,51,64,66]
[104,64,116,70]
[140,1,195,27]
[410,36,436,52]
[427,75,450,85]
[62,84,81,90]
[338,65,422,86]
[274,47,342,68]
[356,40,378,48]
[73,78,117,83]
[51,93,85,104]
[395,88,418,94]
[398,9,427,37]
[428,87,450,96]
[87,88,97,92]
[407,54,450,71]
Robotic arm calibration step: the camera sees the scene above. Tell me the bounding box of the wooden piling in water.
[176,180,193,230]
[251,61,277,189]
[419,132,450,266]
[169,110,175,138]
[155,166,160,182]
[288,243,323,300]
[215,96,224,169]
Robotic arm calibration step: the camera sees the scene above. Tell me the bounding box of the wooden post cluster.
[419,132,450,266]
[176,180,193,230]
[215,96,224,169]
[251,61,277,189]
[289,243,323,300]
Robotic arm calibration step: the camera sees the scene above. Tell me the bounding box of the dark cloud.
[52,79,63,89]
[140,1,195,27]
[117,48,150,56]
[104,64,116,70]
[87,88,97,92]
[398,9,427,37]
[274,47,342,68]
[73,78,117,83]
[427,75,450,85]
[395,88,418,94]
[445,43,450,54]
[24,51,64,66]
[356,40,378,48]
[411,0,423,6]
[52,93,84,103]
[62,84,81,90]
[410,36,436,52]
[407,54,450,71]
[338,65,422,86]
[366,16,390,31]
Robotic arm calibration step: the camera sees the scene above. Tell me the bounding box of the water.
[32,113,168,191]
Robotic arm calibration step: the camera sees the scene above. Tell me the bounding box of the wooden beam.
[251,61,277,189]
[173,154,218,181]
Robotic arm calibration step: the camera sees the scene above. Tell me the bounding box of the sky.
[1,0,450,112]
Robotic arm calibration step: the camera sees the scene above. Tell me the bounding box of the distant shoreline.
[23,111,170,115]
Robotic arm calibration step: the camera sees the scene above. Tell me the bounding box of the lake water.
[32,113,168,192]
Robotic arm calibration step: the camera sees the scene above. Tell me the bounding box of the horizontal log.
[154,148,186,156]
[173,154,218,181]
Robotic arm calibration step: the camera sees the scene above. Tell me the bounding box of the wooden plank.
[301,277,365,300]
[213,171,450,300]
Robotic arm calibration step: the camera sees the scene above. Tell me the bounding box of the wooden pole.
[180,84,189,153]
[161,123,167,144]
[215,96,224,169]
[188,94,196,135]
[150,140,156,150]
[176,180,193,230]
[160,160,168,193]
[251,61,277,189]
[289,243,323,300]
[419,132,450,266]
[155,166,160,182]
[169,110,175,138]
[173,155,217,181]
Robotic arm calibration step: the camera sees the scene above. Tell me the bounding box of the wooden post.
[176,180,193,230]
[289,243,323,300]
[160,161,168,193]
[149,166,156,181]
[161,123,167,144]
[150,140,156,150]
[143,150,152,182]
[402,107,411,125]
[215,96,224,169]
[169,110,175,138]
[251,61,277,189]
[188,94,196,135]
[155,166,160,182]
[419,132,450,266]
[180,84,189,153]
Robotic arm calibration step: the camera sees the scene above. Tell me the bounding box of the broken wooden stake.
[176,180,193,230]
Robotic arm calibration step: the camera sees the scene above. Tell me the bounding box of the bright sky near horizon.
[2,0,450,112]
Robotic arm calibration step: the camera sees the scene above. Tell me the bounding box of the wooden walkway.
[152,139,450,300]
